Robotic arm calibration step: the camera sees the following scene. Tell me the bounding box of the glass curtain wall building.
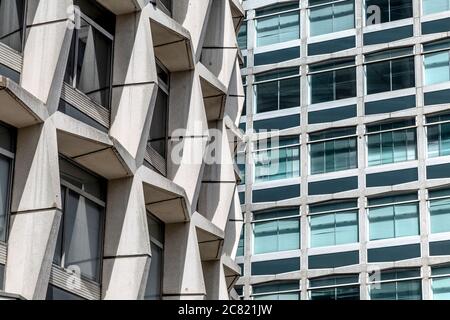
[236,0,450,300]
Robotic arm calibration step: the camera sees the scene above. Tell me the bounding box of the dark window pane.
[0,155,11,242]
[144,242,163,300]
[391,56,415,91]
[256,81,278,113]
[280,77,300,109]
[149,89,168,158]
[390,0,413,21]
[367,61,391,94]
[311,71,334,103]
[46,285,84,300]
[335,67,356,100]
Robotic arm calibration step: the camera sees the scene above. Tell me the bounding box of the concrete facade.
[0,0,244,300]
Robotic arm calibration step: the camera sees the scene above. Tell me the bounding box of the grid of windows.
[238,0,450,301]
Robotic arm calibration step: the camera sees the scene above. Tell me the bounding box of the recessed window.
[65,0,115,108]
[367,119,417,167]
[423,39,450,86]
[0,123,15,243]
[253,207,300,254]
[426,113,450,158]
[423,0,450,15]
[0,0,26,52]
[309,58,356,104]
[367,193,419,241]
[255,3,299,47]
[157,0,172,16]
[236,151,246,185]
[144,214,165,300]
[369,268,422,300]
[46,285,84,300]
[309,274,360,300]
[252,281,300,300]
[365,0,413,25]
[254,137,300,183]
[309,127,357,175]
[309,0,355,36]
[431,265,450,300]
[254,68,300,114]
[54,158,107,282]
[429,189,450,234]
[365,48,415,95]
[309,200,359,248]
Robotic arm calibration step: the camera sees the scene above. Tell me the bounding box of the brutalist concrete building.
[0,0,245,300]
[235,0,450,300]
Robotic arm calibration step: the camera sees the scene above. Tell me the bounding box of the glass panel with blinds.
[423,0,450,15]
[254,137,300,183]
[367,119,417,167]
[65,0,115,108]
[254,68,300,114]
[429,189,450,234]
[309,275,360,300]
[431,265,450,300]
[309,200,359,248]
[366,48,415,95]
[144,214,165,300]
[253,208,300,254]
[309,0,355,37]
[255,3,300,47]
[365,0,413,24]
[368,193,419,241]
[309,127,357,174]
[423,40,450,86]
[0,123,15,243]
[369,268,422,300]
[252,281,300,300]
[54,158,107,282]
[237,22,247,50]
[237,228,245,257]
[426,113,450,158]
[0,0,26,52]
[309,58,356,104]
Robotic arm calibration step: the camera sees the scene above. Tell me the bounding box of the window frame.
[252,207,301,255]
[65,7,115,109]
[430,264,450,300]
[308,127,358,175]
[364,0,413,25]
[254,3,300,48]
[368,268,423,300]
[365,119,418,167]
[308,274,360,300]
[0,0,28,53]
[367,193,420,241]
[253,68,301,115]
[422,0,450,16]
[364,47,415,95]
[422,40,450,86]
[251,281,301,300]
[427,189,450,235]
[144,212,165,300]
[425,113,450,158]
[0,123,15,244]
[253,136,301,183]
[55,157,107,284]
[308,58,357,104]
[308,201,360,248]
[308,0,356,37]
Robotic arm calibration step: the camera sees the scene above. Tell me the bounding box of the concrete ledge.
[138,166,191,223]
[0,76,48,128]
[149,6,195,72]
[96,0,148,15]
